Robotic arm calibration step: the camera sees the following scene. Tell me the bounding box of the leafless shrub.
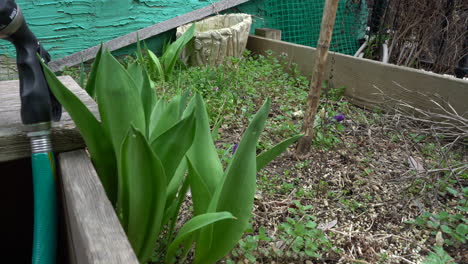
[375,82,467,146]
[369,0,468,76]
[373,82,467,206]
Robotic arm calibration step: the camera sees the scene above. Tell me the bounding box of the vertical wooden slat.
[58,150,138,264]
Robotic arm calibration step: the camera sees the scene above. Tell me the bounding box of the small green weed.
[227,200,336,262]
[339,198,362,212]
[408,188,467,247]
[157,51,349,153]
[311,103,348,150]
[410,133,427,143]
[422,246,456,264]
[277,200,336,259]
[228,226,272,263]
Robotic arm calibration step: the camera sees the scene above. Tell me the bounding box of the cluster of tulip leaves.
[40,25,301,263]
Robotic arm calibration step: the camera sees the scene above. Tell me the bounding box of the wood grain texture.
[0,55,17,80]
[247,35,468,117]
[0,76,98,162]
[297,0,339,154]
[48,0,250,72]
[59,150,138,264]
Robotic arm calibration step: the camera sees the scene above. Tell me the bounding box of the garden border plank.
[58,150,138,264]
[0,76,97,162]
[247,35,468,116]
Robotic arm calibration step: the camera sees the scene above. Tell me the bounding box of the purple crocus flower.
[232,143,239,155]
[331,113,345,122]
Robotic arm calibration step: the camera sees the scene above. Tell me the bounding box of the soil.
[214,102,467,264]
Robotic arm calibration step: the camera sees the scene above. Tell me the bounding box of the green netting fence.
[264,0,368,55]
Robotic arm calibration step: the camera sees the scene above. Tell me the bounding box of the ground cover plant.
[60,49,466,263]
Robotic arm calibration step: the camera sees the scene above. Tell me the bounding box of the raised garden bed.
[3,35,466,263]
[0,77,137,263]
[147,47,467,263]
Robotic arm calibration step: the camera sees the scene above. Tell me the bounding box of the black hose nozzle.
[1,0,61,125]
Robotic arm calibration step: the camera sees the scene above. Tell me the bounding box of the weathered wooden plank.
[48,0,251,72]
[0,55,17,80]
[0,76,98,162]
[247,35,468,116]
[58,150,138,264]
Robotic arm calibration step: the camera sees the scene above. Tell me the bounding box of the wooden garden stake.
[296,0,340,155]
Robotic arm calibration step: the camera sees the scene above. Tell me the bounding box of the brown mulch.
[215,103,467,264]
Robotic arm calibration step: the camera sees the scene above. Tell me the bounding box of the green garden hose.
[1,2,60,262]
[29,126,57,264]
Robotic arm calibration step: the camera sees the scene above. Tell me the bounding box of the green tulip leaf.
[165,177,191,250]
[127,62,144,94]
[136,37,145,66]
[149,94,183,141]
[119,126,167,263]
[188,157,214,217]
[151,111,196,182]
[186,94,223,215]
[41,59,118,204]
[256,134,303,171]
[95,50,146,155]
[163,175,189,227]
[85,45,103,99]
[195,99,271,263]
[147,48,165,82]
[161,24,195,80]
[165,212,235,264]
[148,99,167,138]
[128,62,157,130]
[140,70,157,129]
[166,158,188,205]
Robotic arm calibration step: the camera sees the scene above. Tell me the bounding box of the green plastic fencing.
[264,0,368,55]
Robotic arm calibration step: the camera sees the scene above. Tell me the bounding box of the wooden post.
[255,28,282,40]
[296,0,340,155]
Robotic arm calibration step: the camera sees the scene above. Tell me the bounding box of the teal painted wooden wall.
[0,0,228,59]
[1,0,365,61]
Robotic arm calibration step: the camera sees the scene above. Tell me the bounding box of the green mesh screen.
[264,0,368,55]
